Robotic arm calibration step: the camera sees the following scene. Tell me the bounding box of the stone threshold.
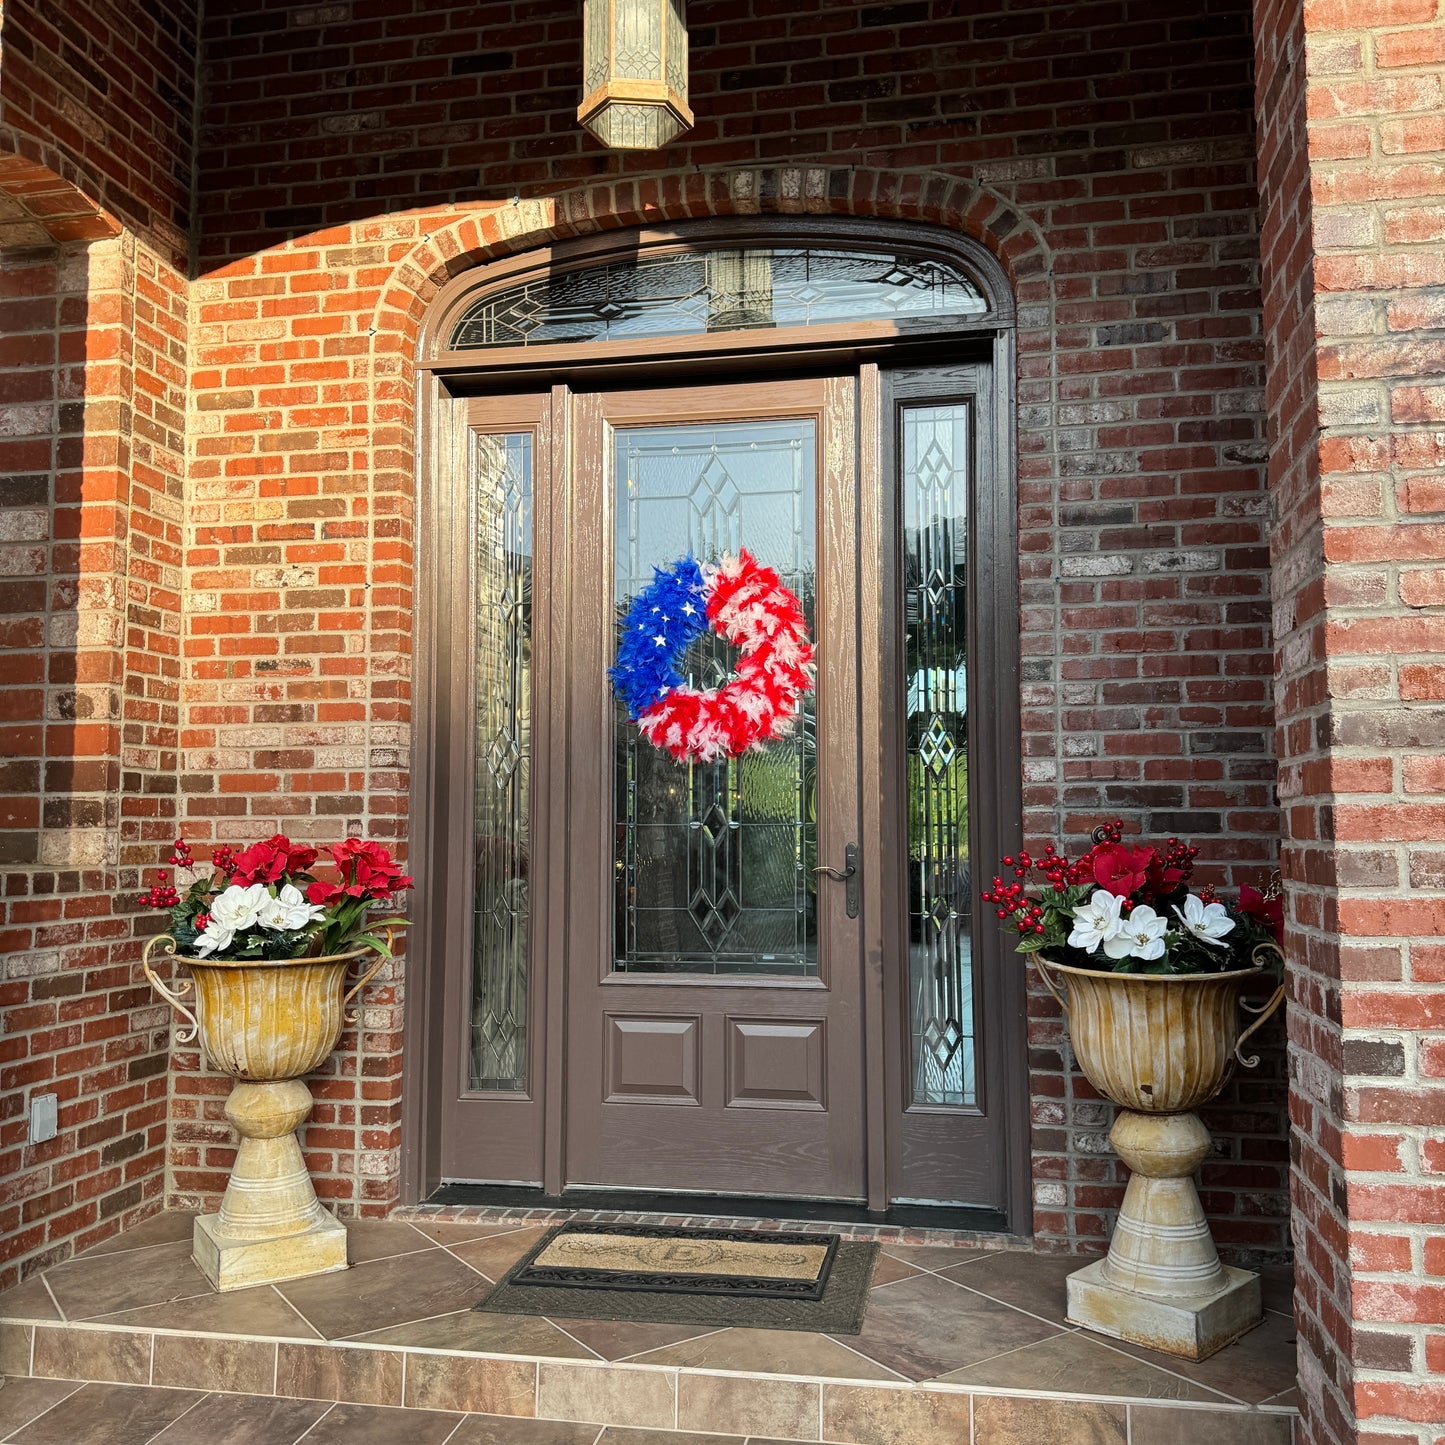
[1,1313,1299,1445]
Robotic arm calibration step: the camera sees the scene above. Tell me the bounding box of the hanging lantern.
[579,0,693,151]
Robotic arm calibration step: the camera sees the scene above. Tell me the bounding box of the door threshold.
[425,1183,1008,1233]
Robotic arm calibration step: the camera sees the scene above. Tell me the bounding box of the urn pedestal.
[145,935,384,1292]
[1037,954,1284,1360]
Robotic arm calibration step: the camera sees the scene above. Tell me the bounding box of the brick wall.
[1254,0,1445,1442]
[178,0,1289,1257]
[0,1,194,1287]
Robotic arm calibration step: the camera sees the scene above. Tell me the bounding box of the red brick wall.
[178,0,1288,1257]
[1254,0,1445,1442]
[0,0,194,1287]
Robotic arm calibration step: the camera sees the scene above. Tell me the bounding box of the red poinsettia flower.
[1145,854,1187,899]
[231,833,319,887]
[1239,884,1284,945]
[1091,843,1155,899]
[306,880,345,907]
[328,838,414,901]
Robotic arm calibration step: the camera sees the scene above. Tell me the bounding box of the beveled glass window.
[470,432,533,1090]
[448,246,987,350]
[902,404,975,1108]
[612,419,818,976]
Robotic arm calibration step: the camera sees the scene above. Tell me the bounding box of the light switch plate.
[29,1092,58,1144]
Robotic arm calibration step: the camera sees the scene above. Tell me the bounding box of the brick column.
[1253,2,1445,1442]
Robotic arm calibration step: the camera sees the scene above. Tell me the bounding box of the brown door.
[429,354,1024,1222]
[563,377,866,1200]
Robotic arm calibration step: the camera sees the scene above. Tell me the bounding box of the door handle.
[813,843,859,918]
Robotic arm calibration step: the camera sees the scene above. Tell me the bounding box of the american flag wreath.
[609,551,816,764]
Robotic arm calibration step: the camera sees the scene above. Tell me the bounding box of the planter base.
[1066,1257,1261,1360]
[194,1210,348,1292]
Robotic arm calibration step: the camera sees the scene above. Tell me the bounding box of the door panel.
[564,377,867,1200]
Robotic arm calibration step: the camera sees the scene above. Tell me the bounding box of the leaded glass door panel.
[565,378,868,1200]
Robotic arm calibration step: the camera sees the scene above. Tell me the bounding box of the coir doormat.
[475,1222,878,1334]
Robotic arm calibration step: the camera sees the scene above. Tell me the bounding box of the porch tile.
[0,1377,83,1437]
[868,1254,923,1287]
[973,1394,1126,1444]
[146,1390,329,1444]
[84,1213,197,1257]
[151,1332,277,1394]
[350,1307,601,1358]
[1258,1266,1295,1318]
[274,1340,405,1405]
[546,1316,723,1361]
[94,1282,321,1338]
[30,1323,152,1385]
[676,1373,821,1439]
[341,1218,439,1264]
[43,1242,210,1322]
[0,1321,32,1375]
[878,1243,1001,1272]
[536,1361,675,1429]
[403,1353,538,1415]
[1104,1307,1297,1405]
[0,1278,61,1323]
[5,1382,203,1445]
[830,1271,1063,1381]
[631,1325,904,1381]
[1129,1404,1293,1445]
[449,1418,601,1445]
[274,1246,487,1339]
[935,1249,1083,1325]
[448,1225,553,1281]
[405,1220,539,1247]
[936,1331,1228,1402]
[293,1401,465,1445]
[821,1382,974,1445]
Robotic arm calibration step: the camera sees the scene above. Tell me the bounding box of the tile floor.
[0,1213,1298,1404]
[0,1212,1300,1444]
[0,1377,805,1445]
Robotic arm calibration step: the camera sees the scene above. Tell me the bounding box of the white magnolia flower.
[257,883,327,933]
[1068,889,1125,954]
[1174,893,1236,950]
[208,883,267,934]
[1104,903,1168,962]
[192,920,235,958]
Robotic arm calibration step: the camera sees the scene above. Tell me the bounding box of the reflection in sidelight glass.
[613,420,818,976]
[469,433,532,1090]
[903,404,976,1107]
[449,246,987,350]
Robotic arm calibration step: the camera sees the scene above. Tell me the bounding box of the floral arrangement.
[139,834,412,961]
[610,551,815,764]
[981,820,1283,975]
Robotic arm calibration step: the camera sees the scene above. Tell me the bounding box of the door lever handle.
[812,843,859,918]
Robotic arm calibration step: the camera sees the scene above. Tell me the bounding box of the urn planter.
[1036,953,1284,1361]
[144,934,385,1292]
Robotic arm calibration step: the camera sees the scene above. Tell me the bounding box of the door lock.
[813,843,859,918]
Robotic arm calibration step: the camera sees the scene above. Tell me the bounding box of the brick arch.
[373,165,1050,368]
[0,127,123,246]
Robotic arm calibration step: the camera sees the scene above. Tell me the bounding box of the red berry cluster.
[169,836,194,870]
[138,870,179,910]
[980,852,1048,936]
[210,844,239,878]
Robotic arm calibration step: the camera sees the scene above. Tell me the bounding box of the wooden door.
[562,377,867,1200]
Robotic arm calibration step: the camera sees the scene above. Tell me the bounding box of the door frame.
[404,216,1028,1232]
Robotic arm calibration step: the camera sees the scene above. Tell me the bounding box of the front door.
[563,378,866,1199]
[423,268,1024,1224]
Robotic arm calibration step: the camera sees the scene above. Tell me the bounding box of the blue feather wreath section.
[610,555,710,721]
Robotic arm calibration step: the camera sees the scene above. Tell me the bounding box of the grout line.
[969,1389,975,1444]
[147,1330,155,1386]
[292,1399,337,1443]
[341,1306,492,1343]
[437,1417,469,1445]
[612,1326,729,1363]
[589,1429,605,1445]
[541,1318,606,1361]
[1126,1399,1133,1445]
[39,1274,67,1323]
[139,1386,212,1445]
[816,1332,911,1383]
[400,1346,408,1407]
[269,1285,326,1339]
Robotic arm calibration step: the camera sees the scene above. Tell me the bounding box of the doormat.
[475,1223,879,1334]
